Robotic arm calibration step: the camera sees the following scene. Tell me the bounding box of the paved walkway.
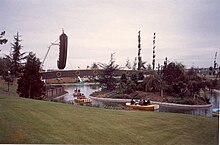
[89,96,212,109]
[213,89,220,94]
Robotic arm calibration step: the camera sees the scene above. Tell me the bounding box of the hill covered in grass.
[0,96,218,144]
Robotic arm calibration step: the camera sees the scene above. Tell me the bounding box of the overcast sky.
[0,0,219,70]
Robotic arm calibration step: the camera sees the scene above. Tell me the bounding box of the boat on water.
[74,98,91,104]
[212,108,219,117]
[126,102,159,111]
[73,89,91,105]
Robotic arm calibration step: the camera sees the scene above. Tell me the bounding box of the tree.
[162,62,187,96]
[152,32,156,70]
[0,31,7,45]
[137,31,142,70]
[98,53,119,91]
[136,72,145,91]
[0,57,11,76]
[163,62,185,86]
[125,58,131,69]
[145,74,160,93]
[119,73,138,94]
[91,62,99,69]
[209,66,213,75]
[6,32,26,77]
[213,52,217,76]
[118,73,128,93]
[132,57,137,70]
[130,73,138,91]
[17,52,46,99]
[121,73,127,84]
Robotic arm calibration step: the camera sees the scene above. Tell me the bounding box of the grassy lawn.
[0,96,218,144]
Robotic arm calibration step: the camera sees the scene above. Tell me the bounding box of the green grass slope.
[0,82,18,97]
[0,96,218,144]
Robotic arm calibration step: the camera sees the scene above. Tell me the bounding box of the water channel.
[62,83,101,103]
[61,83,219,117]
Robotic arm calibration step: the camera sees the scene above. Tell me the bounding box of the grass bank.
[0,81,18,97]
[0,96,218,144]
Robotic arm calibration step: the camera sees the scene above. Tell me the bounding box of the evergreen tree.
[137,72,145,91]
[136,31,147,70]
[91,62,99,69]
[137,31,142,70]
[125,58,131,69]
[119,73,137,94]
[17,52,46,99]
[0,57,11,76]
[132,57,137,70]
[7,32,26,77]
[152,32,156,70]
[98,53,119,91]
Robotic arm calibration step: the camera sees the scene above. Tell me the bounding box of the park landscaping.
[91,90,210,105]
[95,57,220,105]
[0,95,218,144]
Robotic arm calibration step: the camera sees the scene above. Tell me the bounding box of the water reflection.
[63,84,100,103]
[159,91,219,117]
[208,92,220,109]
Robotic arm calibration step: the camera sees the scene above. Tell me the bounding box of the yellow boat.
[74,98,91,104]
[126,103,159,111]
[212,108,219,117]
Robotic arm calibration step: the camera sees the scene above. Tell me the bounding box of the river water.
[62,83,101,103]
[61,84,219,117]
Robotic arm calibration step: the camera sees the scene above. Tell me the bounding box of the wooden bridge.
[41,69,140,79]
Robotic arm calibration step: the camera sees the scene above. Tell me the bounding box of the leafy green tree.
[6,32,26,77]
[17,52,45,99]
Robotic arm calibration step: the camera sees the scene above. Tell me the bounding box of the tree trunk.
[160,89,163,97]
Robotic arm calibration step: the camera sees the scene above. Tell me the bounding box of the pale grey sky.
[0,0,219,69]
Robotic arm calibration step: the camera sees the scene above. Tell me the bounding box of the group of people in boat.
[73,89,85,99]
[130,98,151,106]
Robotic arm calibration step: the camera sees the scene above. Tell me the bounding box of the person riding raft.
[131,98,151,106]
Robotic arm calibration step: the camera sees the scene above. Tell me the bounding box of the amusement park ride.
[42,30,68,70]
[40,30,138,80]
